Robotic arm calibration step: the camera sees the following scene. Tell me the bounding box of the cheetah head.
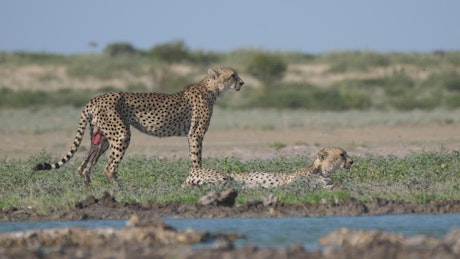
[313,147,353,177]
[208,67,244,92]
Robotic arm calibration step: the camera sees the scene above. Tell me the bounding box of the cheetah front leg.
[187,134,204,168]
[103,128,131,182]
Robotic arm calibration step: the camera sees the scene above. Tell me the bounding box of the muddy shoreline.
[2,192,460,222]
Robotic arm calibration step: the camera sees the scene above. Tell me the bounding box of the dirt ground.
[2,123,460,160]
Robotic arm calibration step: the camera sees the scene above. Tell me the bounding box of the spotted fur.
[183,147,353,189]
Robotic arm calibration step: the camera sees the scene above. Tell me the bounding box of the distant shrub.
[149,40,190,63]
[425,71,460,92]
[104,42,139,57]
[381,71,415,96]
[323,51,391,73]
[340,87,372,110]
[0,51,67,64]
[332,73,448,111]
[248,83,348,110]
[0,88,103,108]
[444,51,460,66]
[385,73,442,111]
[188,50,221,65]
[423,71,460,109]
[0,89,47,108]
[389,93,440,111]
[67,55,144,79]
[443,92,460,109]
[247,52,287,86]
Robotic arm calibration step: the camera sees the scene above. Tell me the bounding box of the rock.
[198,188,238,206]
[320,228,406,248]
[440,228,460,255]
[0,216,212,249]
[320,227,460,255]
[404,234,438,247]
[319,228,460,259]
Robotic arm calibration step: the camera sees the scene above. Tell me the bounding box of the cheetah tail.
[33,112,88,172]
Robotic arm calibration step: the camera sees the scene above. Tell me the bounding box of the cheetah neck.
[185,79,221,104]
[201,77,225,98]
[292,165,321,178]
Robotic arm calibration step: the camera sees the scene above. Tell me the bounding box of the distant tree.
[104,42,138,57]
[149,40,190,63]
[247,52,287,87]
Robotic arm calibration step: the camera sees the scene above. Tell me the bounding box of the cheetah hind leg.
[78,128,109,187]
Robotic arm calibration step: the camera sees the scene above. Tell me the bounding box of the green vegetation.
[0,88,101,108]
[1,42,459,111]
[334,150,460,202]
[246,52,287,86]
[0,150,458,214]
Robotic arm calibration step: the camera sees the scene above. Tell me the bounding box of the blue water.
[1,214,459,249]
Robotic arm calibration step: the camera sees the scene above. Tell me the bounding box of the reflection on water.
[0,220,125,233]
[164,214,460,249]
[1,214,459,249]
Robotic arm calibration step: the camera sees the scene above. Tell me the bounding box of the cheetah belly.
[130,110,191,137]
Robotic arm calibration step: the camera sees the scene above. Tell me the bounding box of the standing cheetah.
[183,147,353,189]
[34,67,244,186]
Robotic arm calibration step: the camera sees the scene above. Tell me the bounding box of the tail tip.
[33,163,52,171]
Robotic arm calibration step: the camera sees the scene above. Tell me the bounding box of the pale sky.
[1,0,459,54]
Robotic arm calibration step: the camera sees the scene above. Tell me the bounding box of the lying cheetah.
[183,147,353,189]
[34,67,244,186]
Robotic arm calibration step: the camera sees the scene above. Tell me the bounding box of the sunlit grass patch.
[334,150,460,202]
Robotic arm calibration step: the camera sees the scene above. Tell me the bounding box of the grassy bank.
[0,150,459,215]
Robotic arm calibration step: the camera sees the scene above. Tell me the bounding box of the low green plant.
[269,142,287,151]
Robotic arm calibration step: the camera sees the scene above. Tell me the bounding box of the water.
[164,214,460,249]
[1,214,459,249]
[0,219,125,233]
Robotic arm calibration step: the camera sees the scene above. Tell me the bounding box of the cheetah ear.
[208,68,219,79]
[317,150,328,161]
